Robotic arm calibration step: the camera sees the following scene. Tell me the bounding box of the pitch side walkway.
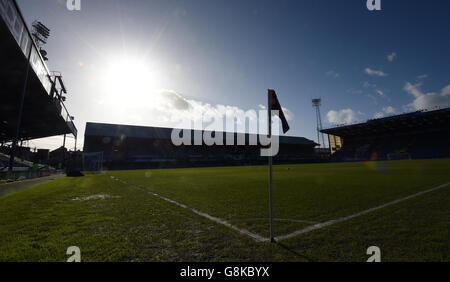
[0,174,65,198]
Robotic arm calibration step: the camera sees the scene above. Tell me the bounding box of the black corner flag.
[268,89,290,134]
[267,89,290,243]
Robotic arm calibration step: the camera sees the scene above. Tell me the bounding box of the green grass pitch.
[0,158,449,262]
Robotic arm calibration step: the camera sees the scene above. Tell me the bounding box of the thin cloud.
[374,106,396,119]
[376,90,384,97]
[403,82,450,111]
[383,106,396,114]
[363,81,376,88]
[147,90,295,132]
[365,68,388,77]
[326,70,340,78]
[160,89,191,111]
[282,107,295,121]
[327,109,356,124]
[373,112,384,119]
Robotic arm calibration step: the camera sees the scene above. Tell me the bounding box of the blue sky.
[16,0,450,149]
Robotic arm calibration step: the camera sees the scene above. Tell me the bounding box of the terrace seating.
[332,132,449,161]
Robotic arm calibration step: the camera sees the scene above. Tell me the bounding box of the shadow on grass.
[67,170,84,177]
[276,242,318,262]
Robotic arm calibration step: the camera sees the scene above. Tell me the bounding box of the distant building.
[322,107,450,161]
[35,149,50,164]
[83,122,318,169]
[49,147,67,168]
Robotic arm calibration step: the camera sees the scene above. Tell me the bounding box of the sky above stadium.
[16,0,450,150]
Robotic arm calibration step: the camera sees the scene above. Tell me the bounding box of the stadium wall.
[322,108,450,162]
[83,123,319,170]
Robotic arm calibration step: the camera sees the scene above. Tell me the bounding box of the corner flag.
[268,89,290,134]
[267,89,290,243]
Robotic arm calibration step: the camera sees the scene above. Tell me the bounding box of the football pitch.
[1,158,449,262]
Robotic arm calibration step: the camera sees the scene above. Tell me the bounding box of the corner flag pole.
[267,89,289,243]
[268,90,275,243]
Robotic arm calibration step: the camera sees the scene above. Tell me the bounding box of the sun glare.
[102,57,162,105]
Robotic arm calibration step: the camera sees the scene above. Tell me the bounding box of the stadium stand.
[0,152,33,168]
[0,151,56,181]
[0,0,77,142]
[83,122,319,170]
[0,0,78,180]
[322,107,450,162]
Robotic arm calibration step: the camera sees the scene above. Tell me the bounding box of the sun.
[101,57,162,105]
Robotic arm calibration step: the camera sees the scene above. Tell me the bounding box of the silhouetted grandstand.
[0,0,77,142]
[83,123,318,169]
[0,152,32,168]
[0,0,77,180]
[322,107,450,161]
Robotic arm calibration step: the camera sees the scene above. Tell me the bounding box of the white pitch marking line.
[275,182,450,242]
[111,176,270,243]
[229,218,317,224]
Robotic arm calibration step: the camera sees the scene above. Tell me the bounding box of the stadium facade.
[83,122,318,169]
[1,0,78,179]
[322,107,450,161]
[0,0,77,142]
